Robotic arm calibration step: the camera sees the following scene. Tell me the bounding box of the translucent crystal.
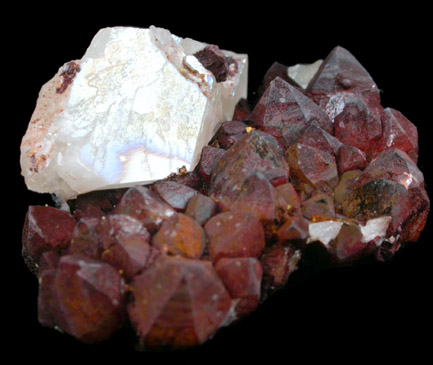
[20,26,248,201]
[287,59,323,89]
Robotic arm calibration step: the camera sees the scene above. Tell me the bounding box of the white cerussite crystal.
[20,26,248,201]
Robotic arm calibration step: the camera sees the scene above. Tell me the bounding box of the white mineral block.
[20,26,248,201]
[288,59,322,89]
[308,220,344,246]
[360,216,392,244]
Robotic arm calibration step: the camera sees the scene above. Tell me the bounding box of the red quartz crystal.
[333,98,383,159]
[209,130,289,199]
[38,254,126,344]
[113,186,176,233]
[185,194,218,226]
[286,143,339,191]
[327,222,377,266]
[127,255,231,349]
[217,172,287,226]
[22,205,76,272]
[257,61,299,98]
[68,217,101,259]
[337,144,367,173]
[215,257,263,316]
[276,215,310,247]
[153,181,198,211]
[307,46,382,120]
[204,211,266,263]
[252,77,333,148]
[232,98,252,122]
[301,193,336,220]
[376,108,418,162]
[151,213,206,259]
[214,120,249,149]
[198,146,226,185]
[261,244,301,292]
[99,214,155,279]
[276,182,302,216]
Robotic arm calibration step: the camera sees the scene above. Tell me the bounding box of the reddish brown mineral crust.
[56,61,81,94]
[193,44,229,82]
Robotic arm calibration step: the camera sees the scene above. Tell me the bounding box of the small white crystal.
[360,216,392,244]
[21,26,248,201]
[288,59,322,89]
[308,220,344,246]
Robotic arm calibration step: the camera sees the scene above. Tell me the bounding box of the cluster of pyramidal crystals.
[22,45,428,350]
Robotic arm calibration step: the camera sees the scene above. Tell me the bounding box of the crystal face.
[21,39,429,351]
[20,26,248,201]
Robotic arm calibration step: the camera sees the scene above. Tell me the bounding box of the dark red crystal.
[99,214,154,279]
[204,211,266,263]
[113,186,176,233]
[153,181,198,211]
[38,254,126,344]
[151,213,206,259]
[252,77,333,148]
[127,255,231,349]
[198,146,226,185]
[215,257,263,316]
[214,120,248,149]
[286,143,339,191]
[209,130,289,199]
[307,46,382,120]
[68,217,101,259]
[232,98,252,122]
[217,172,287,225]
[22,205,76,272]
[261,244,301,292]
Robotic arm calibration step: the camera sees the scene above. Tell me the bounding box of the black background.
[7,5,432,362]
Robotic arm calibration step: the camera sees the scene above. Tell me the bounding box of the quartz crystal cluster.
[21,32,429,350]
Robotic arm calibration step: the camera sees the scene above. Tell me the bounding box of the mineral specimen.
[21,36,429,352]
[20,26,247,201]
